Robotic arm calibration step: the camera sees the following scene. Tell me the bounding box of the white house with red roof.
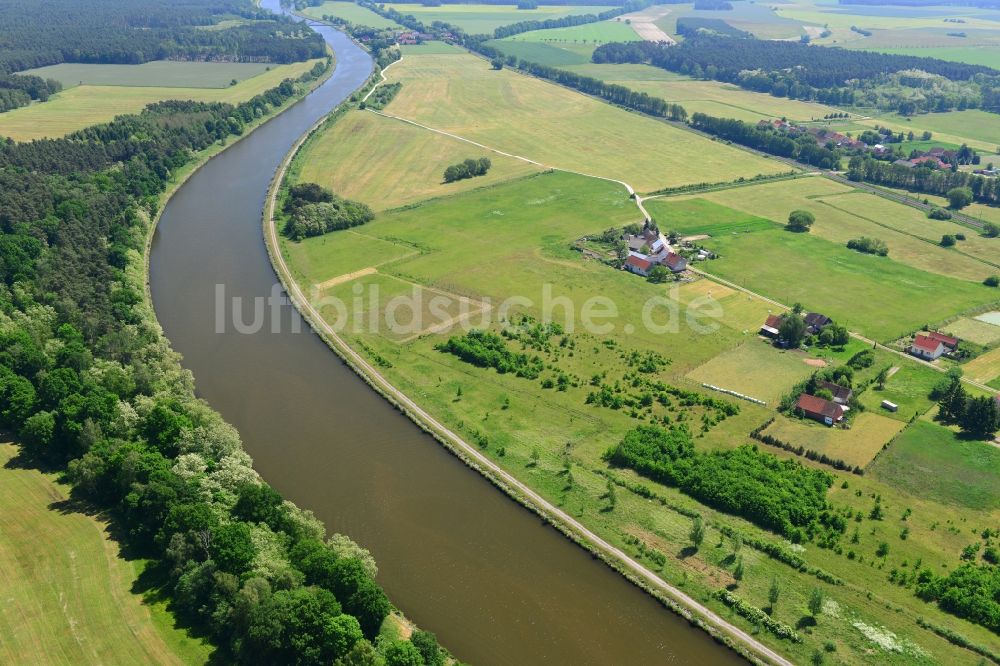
[624,252,653,277]
[910,333,946,360]
[925,331,959,350]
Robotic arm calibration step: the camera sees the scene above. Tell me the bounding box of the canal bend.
[149,5,741,664]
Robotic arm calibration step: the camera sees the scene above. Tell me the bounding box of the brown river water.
[149,4,743,663]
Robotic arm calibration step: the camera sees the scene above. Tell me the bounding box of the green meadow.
[21,60,274,89]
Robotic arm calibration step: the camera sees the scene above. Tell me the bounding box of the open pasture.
[295,109,541,210]
[869,420,1000,509]
[685,340,816,404]
[381,50,786,191]
[301,1,404,28]
[0,443,209,666]
[761,412,905,469]
[856,364,946,422]
[0,59,323,141]
[383,3,617,33]
[21,61,273,89]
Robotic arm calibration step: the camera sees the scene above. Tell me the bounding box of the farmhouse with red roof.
[795,393,846,426]
[910,334,946,361]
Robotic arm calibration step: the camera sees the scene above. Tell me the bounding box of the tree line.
[847,156,1000,205]
[0,55,457,664]
[689,113,841,169]
[0,0,325,79]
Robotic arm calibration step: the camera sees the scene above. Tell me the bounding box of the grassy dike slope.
[0,443,210,665]
[380,45,786,192]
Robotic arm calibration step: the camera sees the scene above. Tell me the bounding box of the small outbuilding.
[760,314,782,339]
[881,400,898,412]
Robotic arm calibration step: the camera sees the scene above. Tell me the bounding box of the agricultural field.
[485,37,598,65]
[0,59,324,141]
[943,316,1000,346]
[651,178,1000,281]
[963,345,1000,386]
[301,0,404,28]
[879,186,1000,228]
[294,109,541,210]
[670,2,815,40]
[383,3,617,33]
[20,61,273,89]
[0,442,210,666]
[645,194,998,341]
[380,47,786,191]
[867,43,1000,68]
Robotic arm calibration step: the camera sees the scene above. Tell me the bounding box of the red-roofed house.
[926,331,959,350]
[796,393,846,426]
[910,334,946,361]
[624,253,653,277]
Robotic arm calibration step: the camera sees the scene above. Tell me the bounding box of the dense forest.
[0,73,62,113]
[592,37,1000,113]
[281,183,375,240]
[0,53,450,664]
[0,0,325,75]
